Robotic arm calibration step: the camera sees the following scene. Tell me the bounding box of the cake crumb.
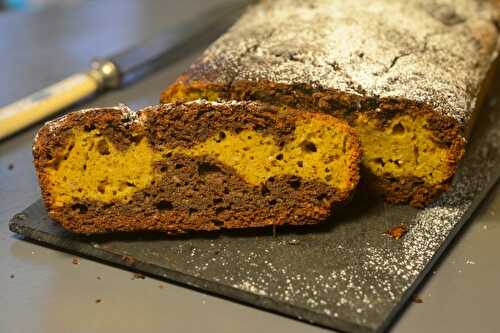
[72,257,80,265]
[96,276,101,280]
[385,224,408,240]
[95,299,102,304]
[131,273,145,280]
[413,296,423,303]
[121,255,135,265]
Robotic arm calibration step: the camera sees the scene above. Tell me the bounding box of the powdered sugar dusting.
[194,0,500,126]
[33,104,139,148]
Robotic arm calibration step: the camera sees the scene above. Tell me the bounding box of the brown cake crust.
[160,0,500,207]
[33,102,362,234]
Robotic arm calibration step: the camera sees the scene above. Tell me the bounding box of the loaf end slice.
[33,101,362,234]
[160,0,500,207]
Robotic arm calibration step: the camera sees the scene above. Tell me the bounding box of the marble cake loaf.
[161,0,500,207]
[33,101,361,234]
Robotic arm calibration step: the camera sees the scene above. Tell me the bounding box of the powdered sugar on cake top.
[192,0,500,126]
[33,104,141,149]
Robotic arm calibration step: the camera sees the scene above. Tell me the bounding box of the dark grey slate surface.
[9,94,500,332]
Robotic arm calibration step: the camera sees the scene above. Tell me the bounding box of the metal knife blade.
[106,1,247,87]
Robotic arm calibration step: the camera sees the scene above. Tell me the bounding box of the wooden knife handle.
[0,73,99,140]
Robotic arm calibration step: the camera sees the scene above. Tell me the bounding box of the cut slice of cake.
[33,101,362,234]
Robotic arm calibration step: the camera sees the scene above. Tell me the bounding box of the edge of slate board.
[8,175,499,333]
[378,176,500,333]
[9,201,369,333]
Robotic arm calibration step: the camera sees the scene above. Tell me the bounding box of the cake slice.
[160,0,500,207]
[33,101,362,234]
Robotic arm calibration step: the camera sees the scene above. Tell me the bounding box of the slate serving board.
[9,94,500,333]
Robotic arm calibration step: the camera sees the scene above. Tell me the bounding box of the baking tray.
[9,94,500,332]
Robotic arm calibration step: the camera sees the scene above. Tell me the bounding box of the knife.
[0,1,246,141]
